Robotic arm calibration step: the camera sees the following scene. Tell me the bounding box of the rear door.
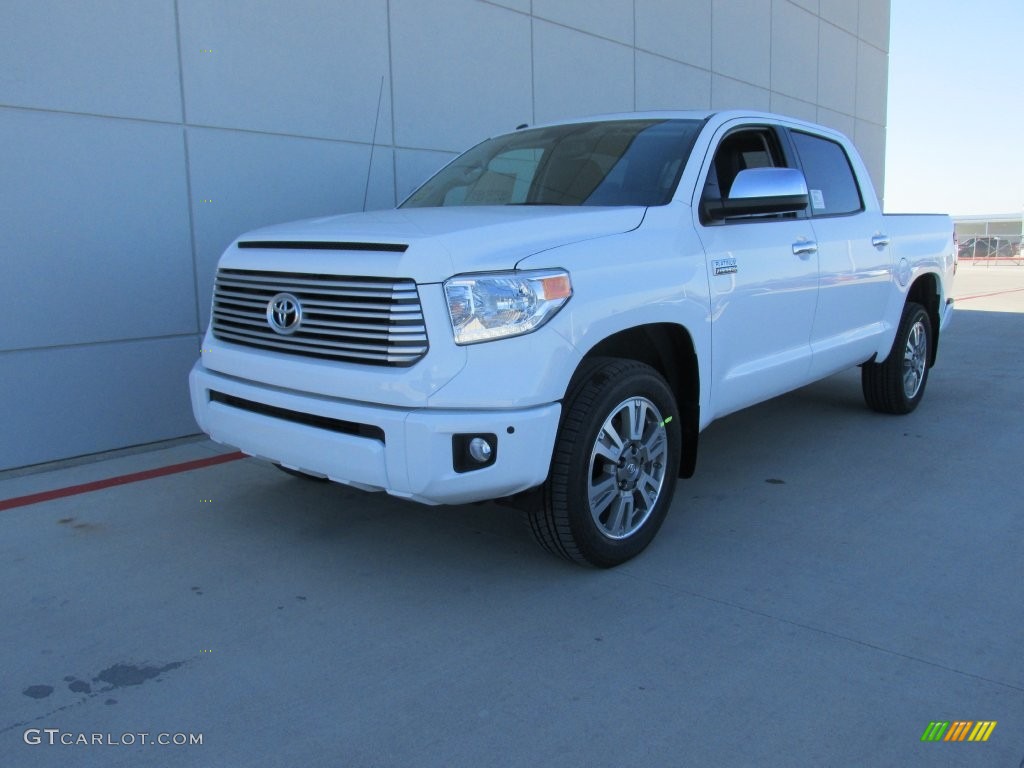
[694,123,819,419]
[788,129,891,377]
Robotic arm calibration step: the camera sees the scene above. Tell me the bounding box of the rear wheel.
[527,359,681,567]
[862,301,931,414]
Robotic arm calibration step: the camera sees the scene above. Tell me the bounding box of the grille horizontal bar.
[212,268,428,366]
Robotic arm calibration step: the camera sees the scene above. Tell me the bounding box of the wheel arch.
[573,323,700,478]
[907,272,940,365]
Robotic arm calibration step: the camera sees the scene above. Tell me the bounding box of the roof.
[507,109,841,139]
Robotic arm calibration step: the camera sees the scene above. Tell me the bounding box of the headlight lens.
[443,269,572,344]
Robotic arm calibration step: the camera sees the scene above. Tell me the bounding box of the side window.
[790,131,863,217]
[700,128,787,223]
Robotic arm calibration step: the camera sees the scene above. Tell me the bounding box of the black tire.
[861,301,932,414]
[274,464,329,482]
[528,358,681,567]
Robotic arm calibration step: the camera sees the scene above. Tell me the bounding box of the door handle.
[871,234,890,248]
[792,240,818,257]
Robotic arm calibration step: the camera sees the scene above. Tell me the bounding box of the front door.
[694,125,819,419]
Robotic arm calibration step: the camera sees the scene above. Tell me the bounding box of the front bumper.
[189,363,560,505]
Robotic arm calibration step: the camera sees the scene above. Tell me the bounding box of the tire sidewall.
[898,304,932,412]
[560,366,681,566]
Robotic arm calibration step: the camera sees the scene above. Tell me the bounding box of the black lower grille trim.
[210,391,385,443]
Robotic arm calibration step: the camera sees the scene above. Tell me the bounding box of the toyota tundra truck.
[189,110,955,567]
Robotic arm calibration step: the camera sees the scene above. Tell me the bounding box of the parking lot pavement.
[3,278,1023,766]
[953,263,1024,312]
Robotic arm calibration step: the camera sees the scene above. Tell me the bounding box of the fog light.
[452,433,498,473]
[468,437,492,463]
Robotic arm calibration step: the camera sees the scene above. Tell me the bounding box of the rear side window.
[790,131,863,216]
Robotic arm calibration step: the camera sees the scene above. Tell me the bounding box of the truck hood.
[217,206,646,283]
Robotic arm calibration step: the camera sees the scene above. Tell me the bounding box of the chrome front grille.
[212,268,428,366]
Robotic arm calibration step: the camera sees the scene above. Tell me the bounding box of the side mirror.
[706,167,809,220]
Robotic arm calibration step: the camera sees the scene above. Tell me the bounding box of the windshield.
[401,119,703,208]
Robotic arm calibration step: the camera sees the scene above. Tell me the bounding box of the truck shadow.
[210,309,1024,570]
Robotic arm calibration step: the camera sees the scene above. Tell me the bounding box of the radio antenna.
[362,75,385,212]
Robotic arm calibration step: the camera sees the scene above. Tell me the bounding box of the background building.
[0,0,891,470]
[954,213,1023,262]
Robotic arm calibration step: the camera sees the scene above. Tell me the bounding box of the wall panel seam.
[385,0,398,206]
[174,0,204,337]
[0,332,203,357]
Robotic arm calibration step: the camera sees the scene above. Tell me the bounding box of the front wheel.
[861,301,932,414]
[527,359,681,567]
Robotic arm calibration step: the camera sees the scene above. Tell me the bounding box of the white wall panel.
[711,75,770,111]
[487,0,531,12]
[855,119,886,200]
[178,0,392,144]
[815,107,856,140]
[636,53,711,111]
[856,41,888,125]
[771,1,819,103]
[711,0,771,89]
[0,337,199,470]
[390,0,532,151]
[820,0,858,34]
[0,0,181,122]
[770,93,817,123]
[859,0,891,51]
[365,148,399,211]
[817,22,858,115]
[533,0,635,45]
[635,0,712,69]
[0,109,195,351]
[789,0,819,13]
[533,21,634,124]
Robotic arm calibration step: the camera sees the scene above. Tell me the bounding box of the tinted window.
[401,119,703,208]
[790,131,863,216]
[700,128,790,223]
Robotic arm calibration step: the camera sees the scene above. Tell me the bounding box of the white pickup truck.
[189,110,955,567]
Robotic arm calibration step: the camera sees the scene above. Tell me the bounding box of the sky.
[884,0,1024,215]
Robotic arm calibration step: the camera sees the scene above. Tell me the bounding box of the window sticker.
[810,189,826,210]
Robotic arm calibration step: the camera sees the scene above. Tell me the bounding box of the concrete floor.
[2,267,1023,767]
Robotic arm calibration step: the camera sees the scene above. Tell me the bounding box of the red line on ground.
[956,287,1024,301]
[0,451,246,512]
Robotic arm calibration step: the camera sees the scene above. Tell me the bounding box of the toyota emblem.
[266,292,302,335]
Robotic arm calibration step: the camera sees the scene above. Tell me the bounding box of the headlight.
[443,269,572,345]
